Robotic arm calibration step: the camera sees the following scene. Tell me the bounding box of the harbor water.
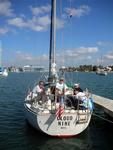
[0,72,113,150]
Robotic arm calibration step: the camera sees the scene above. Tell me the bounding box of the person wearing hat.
[73,83,83,95]
[65,83,83,109]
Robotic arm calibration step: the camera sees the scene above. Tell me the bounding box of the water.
[0,72,113,150]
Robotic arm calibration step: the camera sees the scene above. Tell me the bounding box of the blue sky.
[0,0,113,67]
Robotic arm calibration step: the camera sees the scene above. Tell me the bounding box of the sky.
[0,0,113,68]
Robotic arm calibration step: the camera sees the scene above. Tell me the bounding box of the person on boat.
[32,80,48,103]
[65,83,83,109]
[56,78,68,95]
[32,81,45,94]
[55,78,68,104]
[73,83,83,95]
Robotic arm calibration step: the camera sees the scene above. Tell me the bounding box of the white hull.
[0,69,8,77]
[24,0,93,138]
[96,72,107,76]
[96,69,107,76]
[24,103,92,137]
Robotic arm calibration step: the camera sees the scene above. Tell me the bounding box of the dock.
[92,94,113,117]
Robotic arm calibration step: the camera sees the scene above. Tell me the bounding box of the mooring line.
[93,113,113,124]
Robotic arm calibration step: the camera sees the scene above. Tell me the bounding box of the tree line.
[59,65,113,72]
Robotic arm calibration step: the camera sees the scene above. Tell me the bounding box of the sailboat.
[96,68,107,76]
[24,0,93,137]
[0,68,8,77]
[0,41,8,77]
[96,56,107,76]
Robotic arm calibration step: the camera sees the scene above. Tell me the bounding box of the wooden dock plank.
[92,94,113,117]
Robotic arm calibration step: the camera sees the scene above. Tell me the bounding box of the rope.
[93,112,113,124]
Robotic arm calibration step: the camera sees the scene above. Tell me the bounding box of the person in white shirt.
[56,78,68,95]
[33,81,45,96]
[56,78,68,104]
[36,81,45,93]
[33,81,48,104]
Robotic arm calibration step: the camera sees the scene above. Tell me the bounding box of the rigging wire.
[69,0,72,18]
[60,0,62,17]
[69,0,79,85]
[59,0,65,78]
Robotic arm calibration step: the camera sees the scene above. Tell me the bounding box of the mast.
[49,0,57,81]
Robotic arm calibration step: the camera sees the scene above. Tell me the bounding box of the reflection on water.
[24,123,92,150]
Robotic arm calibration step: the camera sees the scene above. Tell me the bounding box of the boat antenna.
[49,0,57,83]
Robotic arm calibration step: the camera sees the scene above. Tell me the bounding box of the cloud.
[95,51,113,66]
[7,3,51,32]
[87,56,92,59]
[0,2,90,35]
[56,18,65,29]
[76,47,98,54]
[97,41,112,47]
[9,50,49,66]
[26,15,50,31]
[38,16,50,26]
[5,46,99,67]
[30,4,51,16]
[0,27,8,35]
[15,51,33,61]
[65,5,90,18]
[8,17,27,28]
[8,15,50,31]
[62,47,98,56]
[0,0,13,16]
[30,4,65,30]
[104,51,113,60]
[55,47,98,66]
[0,40,2,52]
[6,1,67,32]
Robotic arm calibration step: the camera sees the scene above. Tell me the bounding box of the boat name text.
[57,116,73,127]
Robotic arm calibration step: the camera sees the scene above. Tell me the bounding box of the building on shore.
[23,65,45,72]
